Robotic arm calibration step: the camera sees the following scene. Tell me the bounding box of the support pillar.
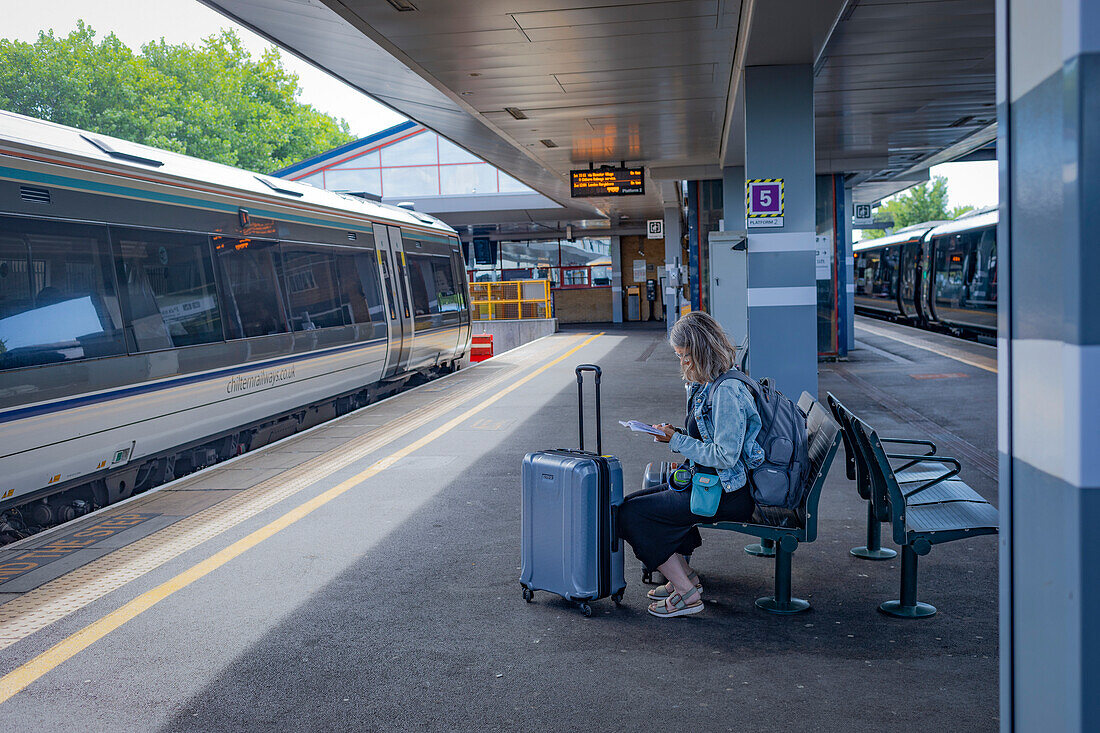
[743,65,817,396]
[708,165,748,350]
[842,183,856,353]
[1000,0,1100,729]
[609,234,623,323]
[663,205,682,332]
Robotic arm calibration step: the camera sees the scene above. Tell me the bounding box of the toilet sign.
[746,179,784,228]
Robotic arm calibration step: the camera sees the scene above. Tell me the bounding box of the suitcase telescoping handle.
[575,364,602,455]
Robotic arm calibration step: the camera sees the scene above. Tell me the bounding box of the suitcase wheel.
[522,587,534,603]
[612,590,624,605]
[578,603,593,617]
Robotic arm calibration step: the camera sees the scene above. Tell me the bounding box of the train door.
[910,240,926,322]
[449,239,471,360]
[897,241,917,320]
[919,236,938,325]
[375,226,412,376]
[390,227,419,369]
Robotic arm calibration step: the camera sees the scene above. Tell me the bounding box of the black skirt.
[617,483,755,571]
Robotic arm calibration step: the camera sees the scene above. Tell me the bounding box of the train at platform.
[853,209,998,338]
[0,111,472,541]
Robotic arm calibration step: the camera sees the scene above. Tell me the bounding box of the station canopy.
[204,0,995,225]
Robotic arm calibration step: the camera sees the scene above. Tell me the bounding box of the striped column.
[663,205,682,333]
[609,235,623,323]
[999,0,1100,729]
[744,65,818,396]
[842,183,856,353]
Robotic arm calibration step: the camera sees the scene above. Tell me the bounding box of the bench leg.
[745,537,776,557]
[850,503,897,560]
[755,537,810,614]
[878,544,936,618]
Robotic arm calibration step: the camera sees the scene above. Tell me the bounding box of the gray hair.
[669,311,737,384]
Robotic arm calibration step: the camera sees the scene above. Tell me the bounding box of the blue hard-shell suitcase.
[520,364,626,616]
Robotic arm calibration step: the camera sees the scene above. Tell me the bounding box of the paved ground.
[0,319,999,731]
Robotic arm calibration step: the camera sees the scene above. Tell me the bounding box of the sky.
[1,0,406,137]
[3,0,999,212]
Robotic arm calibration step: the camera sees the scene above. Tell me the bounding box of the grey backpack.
[709,370,810,509]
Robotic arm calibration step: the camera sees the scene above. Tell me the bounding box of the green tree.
[0,23,355,172]
[860,176,974,239]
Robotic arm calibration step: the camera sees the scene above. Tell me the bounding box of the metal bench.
[641,392,842,615]
[844,413,999,618]
[826,393,960,561]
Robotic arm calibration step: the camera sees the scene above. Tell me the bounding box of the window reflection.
[114,229,223,351]
[277,246,347,330]
[213,237,289,338]
[0,218,125,371]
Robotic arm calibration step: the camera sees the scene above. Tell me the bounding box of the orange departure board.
[570,167,645,197]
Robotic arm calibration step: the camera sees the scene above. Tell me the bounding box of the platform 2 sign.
[746,178,784,228]
[570,167,645,197]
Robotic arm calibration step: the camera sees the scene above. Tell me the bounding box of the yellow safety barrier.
[469,279,552,320]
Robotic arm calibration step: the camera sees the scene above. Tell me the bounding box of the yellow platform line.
[855,321,997,373]
[0,333,582,651]
[0,333,603,705]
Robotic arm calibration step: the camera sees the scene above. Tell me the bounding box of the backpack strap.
[702,368,761,414]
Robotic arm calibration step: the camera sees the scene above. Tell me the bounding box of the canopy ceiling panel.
[204,0,995,216]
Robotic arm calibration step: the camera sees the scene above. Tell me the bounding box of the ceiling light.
[385,0,418,11]
[540,139,558,148]
[505,107,528,120]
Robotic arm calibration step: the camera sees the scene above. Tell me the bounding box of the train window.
[435,254,461,312]
[969,227,997,306]
[378,254,399,321]
[934,234,969,306]
[0,217,126,371]
[394,252,412,319]
[450,248,468,311]
[407,252,461,315]
[406,253,433,315]
[276,246,348,331]
[876,247,898,298]
[333,251,386,326]
[857,252,878,295]
[112,228,224,351]
[213,237,289,339]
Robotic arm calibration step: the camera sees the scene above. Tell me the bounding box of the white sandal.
[647,585,704,618]
[646,570,702,600]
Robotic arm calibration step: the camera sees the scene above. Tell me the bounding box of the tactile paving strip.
[0,334,584,649]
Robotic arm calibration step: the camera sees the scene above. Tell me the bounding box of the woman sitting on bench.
[618,312,763,618]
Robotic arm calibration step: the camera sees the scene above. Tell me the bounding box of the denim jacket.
[668,377,765,492]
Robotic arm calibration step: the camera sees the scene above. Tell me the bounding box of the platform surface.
[0,318,999,731]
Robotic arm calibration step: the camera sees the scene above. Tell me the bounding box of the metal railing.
[468,279,552,320]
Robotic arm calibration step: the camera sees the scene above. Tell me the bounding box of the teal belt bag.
[689,468,722,517]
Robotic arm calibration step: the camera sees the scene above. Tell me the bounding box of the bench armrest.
[881,438,936,471]
[875,435,937,453]
[886,452,962,499]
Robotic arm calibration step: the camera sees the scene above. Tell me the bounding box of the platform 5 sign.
[746,179,784,228]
